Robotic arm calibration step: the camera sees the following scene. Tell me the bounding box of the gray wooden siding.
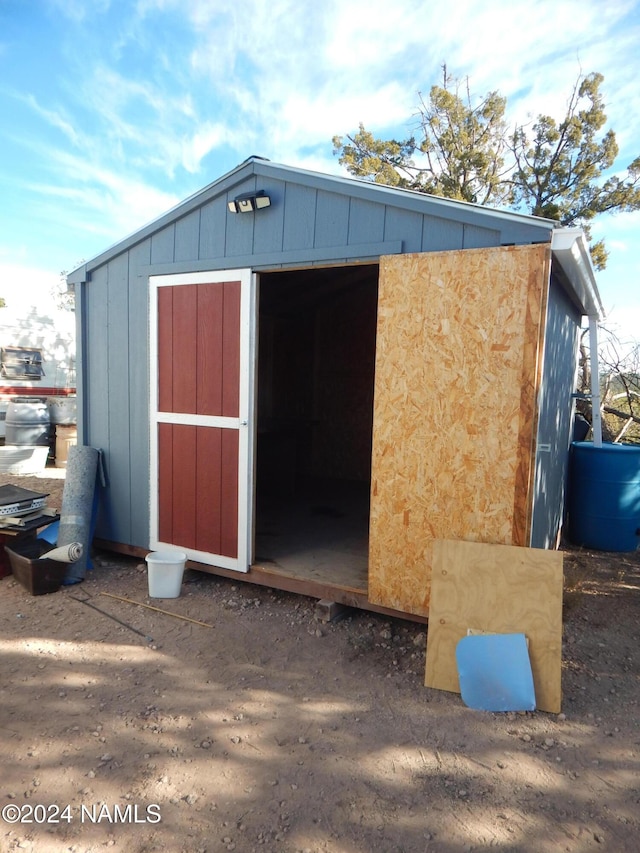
[175,209,200,262]
[383,207,423,254]
[314,190,350,248]
[151,226,175,264]
[80,164,555,548]
[84,239,152,547]
[531,274,582,548]
[422,215,463,251]
[283,183,317,250]
[199,199,227,259]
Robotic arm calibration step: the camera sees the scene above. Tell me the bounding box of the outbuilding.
[68,157,603,619]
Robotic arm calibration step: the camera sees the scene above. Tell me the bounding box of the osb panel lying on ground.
[425,539,563,714]
[368,245,551,616]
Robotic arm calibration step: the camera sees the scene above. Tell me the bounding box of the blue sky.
[1,0,639,343]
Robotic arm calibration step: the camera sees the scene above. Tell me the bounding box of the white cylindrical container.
[55,424,78,468]
[48,396,77,425]
[145,550,187,598]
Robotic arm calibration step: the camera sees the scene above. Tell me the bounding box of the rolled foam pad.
[57,445,99,583]
[41,542,83,563]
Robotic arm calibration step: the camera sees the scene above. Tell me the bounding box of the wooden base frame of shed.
[93,538,424,624]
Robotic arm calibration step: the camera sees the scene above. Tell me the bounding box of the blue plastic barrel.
[567,441,640,552]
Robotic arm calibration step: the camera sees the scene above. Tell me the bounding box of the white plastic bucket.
[145,550,187,598]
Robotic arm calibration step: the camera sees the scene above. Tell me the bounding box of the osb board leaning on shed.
[368,244,551,617]
[425,539,563,714]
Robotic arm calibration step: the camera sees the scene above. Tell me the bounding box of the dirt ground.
[0,472,638,853]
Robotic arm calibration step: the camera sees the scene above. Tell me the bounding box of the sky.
[1,0,639,345]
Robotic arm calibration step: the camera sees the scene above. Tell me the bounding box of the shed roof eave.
[67,264,88,285]
[251,159,560,229]
[551,227,605,320]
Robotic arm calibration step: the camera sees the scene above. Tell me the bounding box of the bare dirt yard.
[1,472,638,853]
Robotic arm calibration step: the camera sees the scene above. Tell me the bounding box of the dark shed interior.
[254,264,379,588]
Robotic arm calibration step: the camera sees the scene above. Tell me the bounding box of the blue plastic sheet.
[456,633,536,712]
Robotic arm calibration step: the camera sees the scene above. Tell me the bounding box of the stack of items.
[0,484,64,592]
[0,484,54,527]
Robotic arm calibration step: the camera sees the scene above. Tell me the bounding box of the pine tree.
[333,69,640,269]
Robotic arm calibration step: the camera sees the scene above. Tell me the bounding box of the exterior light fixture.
[227,190,271,213]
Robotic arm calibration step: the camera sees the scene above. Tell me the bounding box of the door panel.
[158,281,242,416]
[368,246,550,616]
[150,270,254,572]
[156,423,240,558]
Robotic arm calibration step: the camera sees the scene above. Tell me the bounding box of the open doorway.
[254,264,379,592]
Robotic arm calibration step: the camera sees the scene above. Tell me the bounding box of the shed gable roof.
[69,156,555,279]
[67,156,602,318]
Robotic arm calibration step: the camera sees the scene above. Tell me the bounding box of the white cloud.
[25,146,182,240]
[0,262,61,312]
[19,94,81,147]
[179,123,239,173]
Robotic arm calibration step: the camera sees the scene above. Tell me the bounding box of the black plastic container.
[4,538,68,595]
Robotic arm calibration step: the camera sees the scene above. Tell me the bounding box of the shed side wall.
[530,273,582,548]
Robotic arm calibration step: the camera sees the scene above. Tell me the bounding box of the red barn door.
[149,270,255,572]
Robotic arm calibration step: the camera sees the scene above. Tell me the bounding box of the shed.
[68,157,603,619]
